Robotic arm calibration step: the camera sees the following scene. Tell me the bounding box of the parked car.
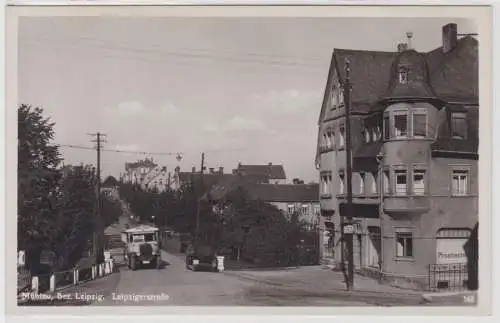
[185,243,218,272]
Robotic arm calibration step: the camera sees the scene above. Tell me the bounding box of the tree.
[18,104,62,253]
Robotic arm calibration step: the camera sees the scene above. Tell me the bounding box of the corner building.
[315,23,478,287]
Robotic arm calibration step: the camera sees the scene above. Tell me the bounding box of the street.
[92,242,424,306]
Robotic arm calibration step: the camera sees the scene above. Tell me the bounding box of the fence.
[18,258,116,304]
[428,263,469,292]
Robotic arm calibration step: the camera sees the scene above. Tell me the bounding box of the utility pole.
[194,152,205,241]
[89,132,107,264]
[343,58,355,290]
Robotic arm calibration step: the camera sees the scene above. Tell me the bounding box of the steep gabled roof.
[206,173,319,203]
[236,164,287,180]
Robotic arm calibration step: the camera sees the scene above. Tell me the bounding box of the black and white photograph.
[5,3,493,315]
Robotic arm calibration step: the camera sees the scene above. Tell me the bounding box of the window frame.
[339,173,346,195]
[398,65,409,85]
[383,168,391,195]
[412,165,428,196]
[412,111,428,138]
[395,227,414,259]
[359,172,366,194]
[394,167,408,196]
[339,125,346,149]
[393,112,409,139]
[451,168,470,196]
[451,112,468,140]
[383,115,391,140]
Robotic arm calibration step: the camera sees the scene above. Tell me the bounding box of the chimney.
[397,43,408,52]
[192,166,196,173]
[238,162,242,168]
[268,162,272,166]
[232,169,237,175]
[209,167,214,174]
[219,166,224,174]
[442,23,458,53]
[175,166,180,173]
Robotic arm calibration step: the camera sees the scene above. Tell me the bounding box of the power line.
[58,143,244,155]
[21,34,326,63]
[20,37,326,71]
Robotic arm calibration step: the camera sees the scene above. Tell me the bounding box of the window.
[339,126,345,148]
[330,131,335,148]
[372,173,378,194]
[339,174,345,195]
[362,128,370,143]
[413,113,427,138]
[396,231,413,258]
[399,66,409,84]
[395,169,407,195]
[331,88,338,108]
[383,171,390,194]
[394,114,408,138]
[452,170,468,196]
[321,174,333,196]
[384,116,390,140]
[372,127,378,142]
[287,204,296,215]
[359,173,365,194]
[413,169,426,195]
[451,112,467,139]
[301,204,309,215]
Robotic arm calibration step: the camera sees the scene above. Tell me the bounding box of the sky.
[18,17,476,183]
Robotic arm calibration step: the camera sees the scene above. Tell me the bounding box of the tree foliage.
[18,104,121,273]
[18,104,62,251]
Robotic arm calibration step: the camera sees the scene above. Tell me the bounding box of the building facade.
[315,23,478,286]
[121,158,157,185]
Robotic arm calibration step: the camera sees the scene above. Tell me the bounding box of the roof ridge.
[333,48,397,55]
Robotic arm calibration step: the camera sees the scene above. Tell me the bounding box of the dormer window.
[398,65,409,84]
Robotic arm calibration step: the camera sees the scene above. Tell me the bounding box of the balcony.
[383,194,430,216]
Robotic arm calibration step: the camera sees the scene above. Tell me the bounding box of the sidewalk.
[223,265,425,304]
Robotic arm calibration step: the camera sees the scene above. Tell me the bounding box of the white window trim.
[339,174,345,195]
[451,169,469,196]
[395,227,414,258]
[412,166,427,196]
[412,112,428,139]
[393,112,409,139]
[339,126,345,148]
[394,168,408,196]
[359,173,366,194]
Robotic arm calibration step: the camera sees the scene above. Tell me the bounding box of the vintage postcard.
[3,2,493,318]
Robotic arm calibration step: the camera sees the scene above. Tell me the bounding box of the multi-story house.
[315,23,478,287]
[121,158,157,185]
[140,166,169,192]
[170,165,232,194]
[232,162,287,184]
[207,174,320,227]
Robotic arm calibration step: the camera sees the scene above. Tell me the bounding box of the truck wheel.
[131,255,137,271]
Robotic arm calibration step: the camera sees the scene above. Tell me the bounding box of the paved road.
[96,249,253,306]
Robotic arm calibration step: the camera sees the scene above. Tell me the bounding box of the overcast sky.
[18,17,475,182]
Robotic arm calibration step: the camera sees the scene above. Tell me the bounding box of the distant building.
[206,173,320,227]
[170,166,232,195]
[121,158,157,185]
[232,162,287,184]
[315,23,478,287]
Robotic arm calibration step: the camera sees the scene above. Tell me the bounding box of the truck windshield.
[132,233,156,242]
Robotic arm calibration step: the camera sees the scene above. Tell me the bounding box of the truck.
[122,225,161,270]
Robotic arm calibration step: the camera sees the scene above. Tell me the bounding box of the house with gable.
[315,23,478,288]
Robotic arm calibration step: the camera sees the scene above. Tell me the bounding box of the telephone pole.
[195,152,205,241]
[343,58,355,290]
[89,132,107,264]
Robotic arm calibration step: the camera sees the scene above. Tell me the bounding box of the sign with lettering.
[436,238,468,264]
[343,224,354,235]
